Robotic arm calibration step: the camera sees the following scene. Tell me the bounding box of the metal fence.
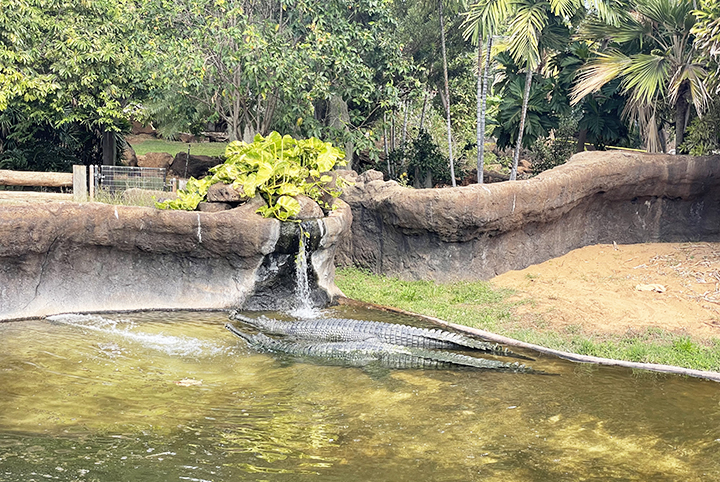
[97,166,168,193]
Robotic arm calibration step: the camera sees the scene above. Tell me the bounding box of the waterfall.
[290,222,320,318]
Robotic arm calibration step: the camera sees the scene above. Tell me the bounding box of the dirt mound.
[492,242,720,340]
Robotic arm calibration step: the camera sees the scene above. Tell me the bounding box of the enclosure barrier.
[0,169,73,188]
[1,166,171,202]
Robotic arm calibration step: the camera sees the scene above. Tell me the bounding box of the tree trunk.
[511,66,533,181]
[383,111,389,163]
[438,0,456,187]
[477,37,492,185]
[675,84,689,153]
[102,131,116,166]
[576,128,587,153]
[419,91,428,131]
[402,99,409,148]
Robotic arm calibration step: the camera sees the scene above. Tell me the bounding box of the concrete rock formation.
[0,199,351,320]
[169,152,221,179]
[337,151,720,281]
[138,152,173,170]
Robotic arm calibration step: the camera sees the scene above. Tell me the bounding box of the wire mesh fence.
[97,166,168,193]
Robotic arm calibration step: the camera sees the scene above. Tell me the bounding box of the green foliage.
[407,130,451,186]
[0,0,146,167]
[493,53,559,149]
[678,102,720,155]
[530,114,578,174]
[157,132,347,221]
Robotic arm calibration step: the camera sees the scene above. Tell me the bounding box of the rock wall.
[337,151,720,281]
[0,199,351,321]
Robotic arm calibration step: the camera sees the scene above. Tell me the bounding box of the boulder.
[336,151,720,282]
[206,182,248,203]
[357,169,384,183]
[170,153,222,179]
[198,202,232,212]
[131,120,156,135]
[292,195,324,220]
[178,133,197,143]
[138,152,174,170]
[122,144,138,167]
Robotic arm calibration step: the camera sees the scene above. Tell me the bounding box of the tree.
[692,0,720,93]
[143,0,409,167]
[463,0,513,183]
[438,0,458,187]
[0,0,146,168]
[572,0,711,152]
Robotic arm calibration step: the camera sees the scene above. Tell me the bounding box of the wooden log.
[0,169,73,187]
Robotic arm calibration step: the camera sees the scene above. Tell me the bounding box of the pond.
[1,306,719,481]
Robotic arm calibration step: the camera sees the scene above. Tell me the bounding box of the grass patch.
[335,267,720,372]
[129,139,228,157]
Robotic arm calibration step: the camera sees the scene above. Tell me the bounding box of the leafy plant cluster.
[157,132,348,221]
[679,101,720,155]
[531,114,579,174]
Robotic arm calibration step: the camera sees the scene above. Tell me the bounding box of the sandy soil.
[491,242,720,341]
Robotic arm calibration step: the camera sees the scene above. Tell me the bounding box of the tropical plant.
[463,0,514,183]
[530,113,579,173]
[157,132,347,221]
[572,0,711,152]
[438,0,458,187]
[692,0,720,93]
[678,100,720,155]
[492,52,560,150]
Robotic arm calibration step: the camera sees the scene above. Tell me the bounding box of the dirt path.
[491,242,720,341]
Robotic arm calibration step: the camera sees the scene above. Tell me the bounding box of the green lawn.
[335,267,720,372]
[128,138,228,157]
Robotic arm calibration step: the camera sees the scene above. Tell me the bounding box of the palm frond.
[623,101,662,152]
[621,53,669,105]
[462,0,514,43]
[571,50,630,104]
[586,0,632,26]
[669,63,711,114]
[549,0,583,20]
[507,1,548,69]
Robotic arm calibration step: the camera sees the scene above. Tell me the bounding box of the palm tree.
[463,0,513,184]
[438,0,457,187]
[571,0,710,153]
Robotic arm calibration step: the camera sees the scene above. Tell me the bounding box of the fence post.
[73,165,87,202]
[89,165,96,201]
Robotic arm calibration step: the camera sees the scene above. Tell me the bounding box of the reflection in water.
[0,307,719,481]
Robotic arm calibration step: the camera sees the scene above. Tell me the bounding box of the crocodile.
[229,311,532,360]
[225,323,532,372]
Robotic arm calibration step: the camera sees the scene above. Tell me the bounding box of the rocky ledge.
[0,198,351,321]
[336,151,720,281]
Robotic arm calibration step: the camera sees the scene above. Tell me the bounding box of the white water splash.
[289,225,320,319]
[197,213,202,243]
[46,314,224,357]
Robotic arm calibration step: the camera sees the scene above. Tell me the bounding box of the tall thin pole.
[438,0,456,187]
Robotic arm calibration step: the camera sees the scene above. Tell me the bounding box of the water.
[290,223,320,319]
[1,307,719,481]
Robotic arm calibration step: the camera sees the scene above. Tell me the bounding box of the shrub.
[156,132,348,221]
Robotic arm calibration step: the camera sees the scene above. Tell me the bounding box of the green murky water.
[0,307,719,481]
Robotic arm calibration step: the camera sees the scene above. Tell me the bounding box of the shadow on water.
[0,307,719,481]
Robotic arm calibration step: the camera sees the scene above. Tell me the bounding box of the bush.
[679,104,720,155]
[156,132,348,221]
[530,115,578,174]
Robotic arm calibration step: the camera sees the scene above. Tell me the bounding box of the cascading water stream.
[290,221,320,318]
